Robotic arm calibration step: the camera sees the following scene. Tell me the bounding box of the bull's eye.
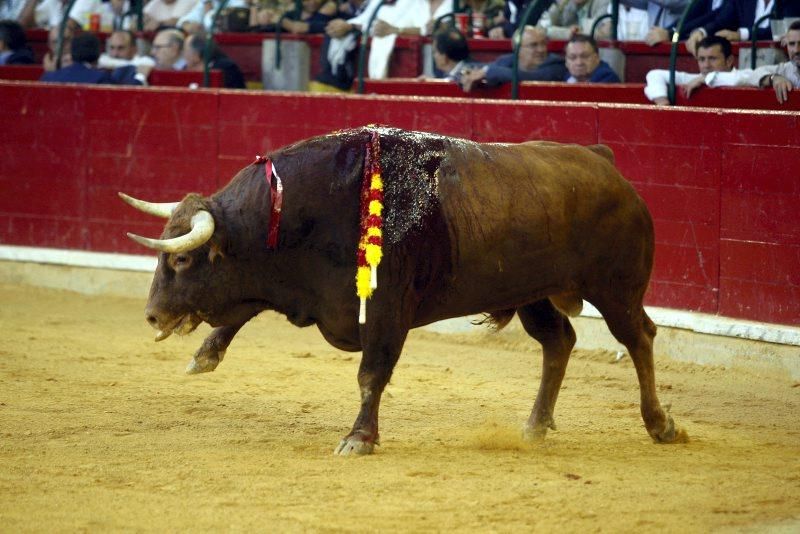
[172,253,192,271]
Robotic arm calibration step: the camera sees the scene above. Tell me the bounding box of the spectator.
[488,0,531,39]
[542,0,610,40]
[461,25,569,92]
[688,20,800,104]
[0,19,34,64]
[279,0,336,34]
[99,29,156,71]
[617,0,689,46]
[462,0,505,35]
[428,27,472,81]
[686,0,800,54]
[143,0,197,32]
[151,28,186,70]
[177,0,248,35]
[32,0,107,31]
[248,0,293,29]
[1,0,35,27]
[644,34,735,104]
[183,32,246,88]
[564,33,620,82]
[307,0,371,92]
[40,32,143,84]
[42,24,72,71]
[597,4,649,40]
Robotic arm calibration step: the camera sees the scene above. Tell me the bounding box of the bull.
[120,126,687,455]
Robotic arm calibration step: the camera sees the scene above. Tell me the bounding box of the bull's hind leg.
[334,309,411,456]
[518,299,576,441]
[594,300,688,443]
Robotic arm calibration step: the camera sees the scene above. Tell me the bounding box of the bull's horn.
[126,211,215,253]
[118,192,180,218]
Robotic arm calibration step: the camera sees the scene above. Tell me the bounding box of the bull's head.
[120,192,225,342]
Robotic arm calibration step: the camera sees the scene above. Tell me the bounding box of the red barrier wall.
[1,80,798,325]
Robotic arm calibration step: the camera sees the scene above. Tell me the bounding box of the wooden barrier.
[1,81,797,325]
[0,65,223,87]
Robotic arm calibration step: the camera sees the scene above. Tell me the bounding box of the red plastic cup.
[454,13,469,35]
[472,13,486,38]
[89,13,100,32]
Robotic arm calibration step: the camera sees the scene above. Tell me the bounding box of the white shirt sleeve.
[644,69,698,101]
[704,67,775,88]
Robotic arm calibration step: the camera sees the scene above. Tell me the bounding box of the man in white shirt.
[644,35,736,105]
[98,30,154,83]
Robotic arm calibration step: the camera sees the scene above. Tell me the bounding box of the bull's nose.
[146,313,158,328]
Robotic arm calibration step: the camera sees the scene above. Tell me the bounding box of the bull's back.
[423,140,653,317]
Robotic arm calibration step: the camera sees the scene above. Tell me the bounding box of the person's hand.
[652,96,670,106]
[770,74,792,104]
[715,29,740,42]
[488,26,505,39]
[568,24,580,36]
[43,51,56,71]
[685,29,703,56]
[460,66,487,92]
[282,18,309,34]
[136,63,153,77]
[645,26,669,46]
[372,19,398,37]
[326,18,353,38]
[682,74,705,99]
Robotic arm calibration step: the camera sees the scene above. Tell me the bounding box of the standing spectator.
[151,28,186,70]
[617,0,689,46]
[307,0,371,92]
[177,0,248,35]
[99,29,156,70]
[279,0,336,34]
[686,0,800,54]
[40,32,142,84]
[143,0,197,32]
[0,19,34,64]
[183,32,246,88]
[542,0,610,40]
[644,35,735,104]
[460,25,568,92]
[564,33,620,82]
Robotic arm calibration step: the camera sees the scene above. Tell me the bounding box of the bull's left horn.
[126,211,215,253]
[118,192,180,218]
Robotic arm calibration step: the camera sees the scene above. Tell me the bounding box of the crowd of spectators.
[0,0,797,102]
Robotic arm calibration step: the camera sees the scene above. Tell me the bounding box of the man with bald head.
[151,28,186,70]
[460,25,568,92]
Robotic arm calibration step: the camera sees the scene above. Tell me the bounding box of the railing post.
[204,0,230,87]
[667,0,702,105]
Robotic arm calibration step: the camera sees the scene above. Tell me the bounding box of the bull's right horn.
[118,192,180,218]
[126,211,215,253]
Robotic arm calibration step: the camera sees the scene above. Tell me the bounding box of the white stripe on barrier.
[1,244,798,346]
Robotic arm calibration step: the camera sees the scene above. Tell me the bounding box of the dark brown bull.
[121,127,687,455]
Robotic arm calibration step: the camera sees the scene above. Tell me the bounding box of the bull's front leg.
[334,316,410,456]
[185,323,244,374]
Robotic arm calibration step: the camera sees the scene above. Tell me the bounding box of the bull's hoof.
[333,433,377,456]
[523,418,556,442]
[652,416,689,444]
[185,349,225,375]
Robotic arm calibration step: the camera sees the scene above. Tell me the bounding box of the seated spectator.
[248,0,293,30]
[279,0,336,34]
[143,0,197,32]
[460,25,569,92]
[461,0,505,36]
[42,25,73,71]
[686,0,800,54]
[177,0,248,34]
[688,20,800,104]
[183,33,246,88]
[40,32,143,84]
[542,0,610,40]
[307,0,371,92]
[427,27,472,81]
[644,35,734,105]
[151,28,186,70]
[596,4,649,40]
[99,30,156,70]
[32,0,107,31]
[564,33,620,82]
[0,19,34,64]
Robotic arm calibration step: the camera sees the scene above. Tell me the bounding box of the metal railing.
[666,0,702,105]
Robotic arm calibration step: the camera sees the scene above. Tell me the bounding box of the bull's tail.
[472,309,516,331]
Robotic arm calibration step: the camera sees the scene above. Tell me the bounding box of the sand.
[1,283,799,532]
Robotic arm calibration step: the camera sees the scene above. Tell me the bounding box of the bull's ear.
[208,238,225,263]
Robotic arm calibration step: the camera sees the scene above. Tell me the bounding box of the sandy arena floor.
[1,283,799,531]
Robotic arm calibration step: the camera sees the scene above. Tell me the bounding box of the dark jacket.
[566,60,620,83]
[40,62,143,85]
[211,56,246,89]
[485,53,568,85]
[704,0,800,40]
[6,47,34,65]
